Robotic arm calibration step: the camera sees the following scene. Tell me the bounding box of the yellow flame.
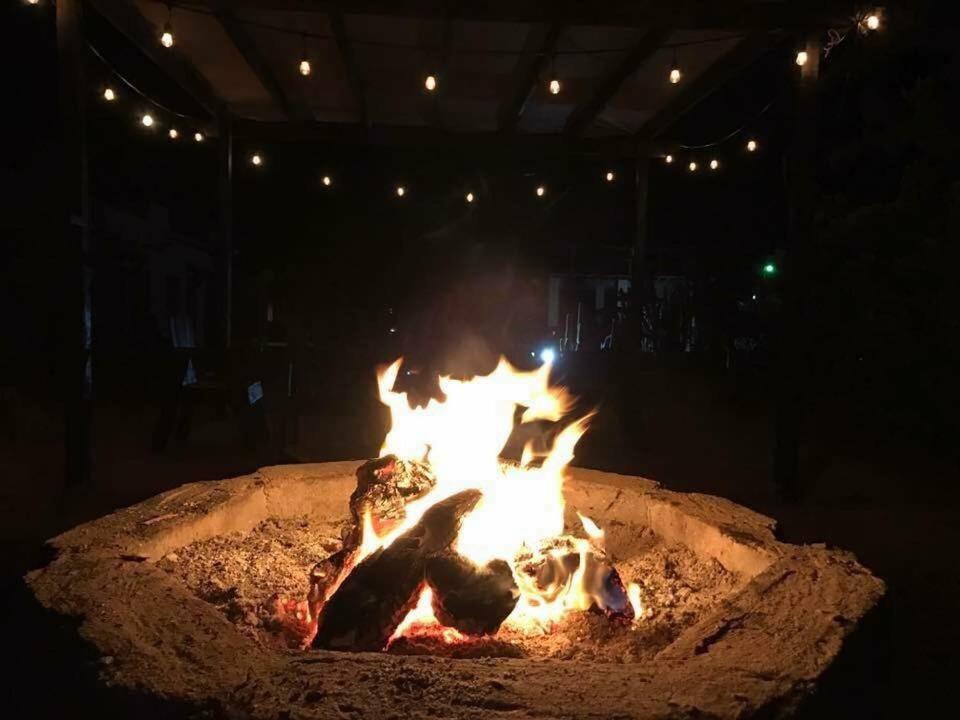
[627,582,643,622]
[578,512,604,542]
[363,357,597,634]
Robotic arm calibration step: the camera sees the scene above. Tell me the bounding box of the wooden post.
[773,36,820,502]
[633,151,650,284]
[57,0,92,487]
[219,110,233,349]
[632,149,650,351]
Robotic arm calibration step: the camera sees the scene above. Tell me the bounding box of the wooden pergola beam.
[186,1,842,30]
[216,9,305,121]
[88,0,220,118]
[233,117,639,155]
[564,28,671,137]
[328,9,368,127]
[636,32,780,141]
[497,22,563,132]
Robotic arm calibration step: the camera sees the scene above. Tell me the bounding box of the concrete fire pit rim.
[25,462,885,719]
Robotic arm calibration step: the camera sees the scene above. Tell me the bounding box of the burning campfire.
[273,358,641,652]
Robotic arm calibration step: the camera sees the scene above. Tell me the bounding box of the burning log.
[425,551,519,635]
[307,456,436,611]
[515,536,634,620]
[312,489,482,651]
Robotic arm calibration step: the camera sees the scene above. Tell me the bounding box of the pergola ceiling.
[89,1,835,146]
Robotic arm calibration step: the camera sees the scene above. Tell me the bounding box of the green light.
[763,263,776,275]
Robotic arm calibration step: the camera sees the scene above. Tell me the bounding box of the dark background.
[2,2,959,717]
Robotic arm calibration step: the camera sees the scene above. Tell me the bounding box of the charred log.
[425,551,519,635]
[351,454,436,532]
[312,489,482,651]
[307,456,436,612]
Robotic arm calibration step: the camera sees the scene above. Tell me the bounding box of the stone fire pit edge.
[25,462,884,719]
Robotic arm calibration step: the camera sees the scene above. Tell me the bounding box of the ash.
[160,518,741,662]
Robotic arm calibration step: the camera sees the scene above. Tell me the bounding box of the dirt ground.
[4,369,959,718]
[160,515,740,663]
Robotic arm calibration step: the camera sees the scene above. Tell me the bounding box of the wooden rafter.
[636,32,780,141]
[328,9,369,127]
[88,0,220,118]
[496,22,563,132]
[185,1,842,30]
[563,28,671,137]
[216,9,306,121]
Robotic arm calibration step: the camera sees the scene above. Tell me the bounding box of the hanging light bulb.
[160,6,175,48]
[669,48,682,84]
[395,185,406,197]
[103,87,116,102]
[168,128,179,140]
[251,153,263,167]
[322,175,332,187]
[547,54,560,95]
[865,13,881,31]
[665,154,674,164]
[26,0,41,5]
[194,131,204,142]
[605,171,615,182]
[795,50,808,66]
[709,158,719,170]
[746,139,758,152]
[688,161,697,172]
[141,113,155,128]
[299,34,311,76]
[425,74,438,92]
[465,191,475,203]
[536,185,546,197]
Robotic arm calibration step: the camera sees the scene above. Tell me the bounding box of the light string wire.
[87,41,209,125]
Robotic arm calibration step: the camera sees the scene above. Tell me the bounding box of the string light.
[465,191,475,203]
[160,5,174,48]
[547,54,560,95]
[251,153,263,166]
[103,87,116,102]
[669,48,682,84]
[605,171,615,182]
[688,161,697,172]
[425,74,438,92]
[746,139,758,152]
[140,113,154,127]
[322,175,332,187]
[665,154,674,164]
[864,13,881,31]
[795,50,808,67]
[709,159,719,170]
[763,262,777,276]
[26,0,40,5]
[168,128,179,139]
[396,185,406,197]
[299,34,311,76]
[194,131,204,142]
[536,185,546,197]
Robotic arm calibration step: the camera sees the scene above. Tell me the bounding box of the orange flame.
[366,358,609,635]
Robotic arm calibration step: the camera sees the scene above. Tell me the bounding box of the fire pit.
[26,360,883,718]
